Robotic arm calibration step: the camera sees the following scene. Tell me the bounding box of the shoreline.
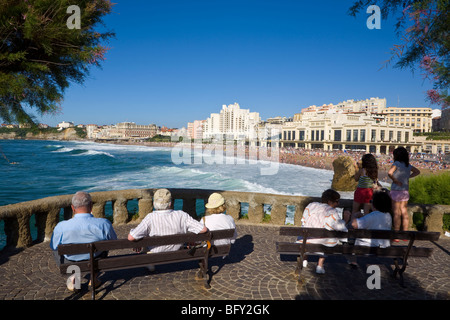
[2,137,448,181]
[91,138,447,182]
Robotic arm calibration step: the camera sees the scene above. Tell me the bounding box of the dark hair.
[361,153,378,181]
[372,190,392,213]
[321,189,340,204]
[393,147,409,166]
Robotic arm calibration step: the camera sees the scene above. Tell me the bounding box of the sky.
[38,0,438,129]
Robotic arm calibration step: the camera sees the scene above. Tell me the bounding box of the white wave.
[72,150,115,158]
[71,141,172,153]
[52,147,73,153]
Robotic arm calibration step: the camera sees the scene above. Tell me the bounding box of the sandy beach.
[95,139,448,183]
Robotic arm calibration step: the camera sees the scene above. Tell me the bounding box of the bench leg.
[393,258,406,287]
[197,259,211,289]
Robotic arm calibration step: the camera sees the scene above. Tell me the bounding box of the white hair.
[72,191,92,209]
[154,199,171,210]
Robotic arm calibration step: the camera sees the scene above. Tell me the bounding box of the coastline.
[90,138,445,182]
[2,136,447,181]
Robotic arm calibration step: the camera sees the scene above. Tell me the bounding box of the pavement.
[0,222,449,302]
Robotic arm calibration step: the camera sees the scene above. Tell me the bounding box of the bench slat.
[60,244,231,273]
[276,242,434,258]
[279,227,440,241]
[58,229,236,255]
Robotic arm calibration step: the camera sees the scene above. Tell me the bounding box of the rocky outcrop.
[331,156,358,191]
[0,128,83,141]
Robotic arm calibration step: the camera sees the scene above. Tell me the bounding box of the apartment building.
[203,103,261,140]
[301,97,387,115]
[187,120,205,140]
[381,107,433,133]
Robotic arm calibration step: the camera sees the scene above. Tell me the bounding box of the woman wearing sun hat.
[203,193,237,246]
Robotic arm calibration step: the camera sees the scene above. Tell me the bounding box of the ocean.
[0,139,345,248]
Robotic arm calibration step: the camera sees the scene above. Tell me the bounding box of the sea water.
[0,139,346,248]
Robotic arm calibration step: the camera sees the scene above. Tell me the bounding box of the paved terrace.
[0,222,449,301]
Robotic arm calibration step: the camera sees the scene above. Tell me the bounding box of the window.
[353,129,358,142]
[360,129,365,142]
[299,130,305,141]
[334,130,341,142]
[346,130,351,142]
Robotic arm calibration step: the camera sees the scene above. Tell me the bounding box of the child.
[299,189,348,274]
[353,153,380,215]
[351,190,393,248]
[388,147,420,233]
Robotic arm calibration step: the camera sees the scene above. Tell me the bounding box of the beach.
[94,139,449,183]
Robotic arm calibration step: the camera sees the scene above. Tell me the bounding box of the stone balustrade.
[0,188,448,249]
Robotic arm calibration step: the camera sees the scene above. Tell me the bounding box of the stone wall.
[0,188,448,249]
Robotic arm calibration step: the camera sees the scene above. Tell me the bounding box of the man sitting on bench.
[127,189,208,269]
[50,191,117,291]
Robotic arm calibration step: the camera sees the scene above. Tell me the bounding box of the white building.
[203,103,261,141]
[281,112,420,154]
[57,121,74,129]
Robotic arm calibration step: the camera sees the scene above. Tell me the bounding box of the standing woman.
[388,147,421,233]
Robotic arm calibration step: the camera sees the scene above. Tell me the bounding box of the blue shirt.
[50,213,117,261]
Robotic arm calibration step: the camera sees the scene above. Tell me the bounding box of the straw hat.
[205,193,225,209]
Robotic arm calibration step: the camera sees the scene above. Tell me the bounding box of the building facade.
[381,107,433,133]
[109,122,158,139]
[280,112,420,154]
[203,103,261,141]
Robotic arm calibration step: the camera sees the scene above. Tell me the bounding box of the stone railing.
[0,188,448,249]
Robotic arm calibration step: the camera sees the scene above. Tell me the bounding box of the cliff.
[0,127,85,141]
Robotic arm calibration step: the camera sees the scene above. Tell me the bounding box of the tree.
[0,0,114,125]
[349,0,449,110]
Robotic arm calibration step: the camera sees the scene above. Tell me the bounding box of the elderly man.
[128,188,207,252]
[50,191,117,290]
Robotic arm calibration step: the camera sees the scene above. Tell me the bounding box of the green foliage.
[348,0,450,110]
[0,0,115,125]
[409,172,450,205]
[146,134,172,142]
[413,132,450,140]
[0,126,86,138]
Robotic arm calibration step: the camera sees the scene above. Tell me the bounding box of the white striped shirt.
[299,202,348,247]
[129,209,205,253]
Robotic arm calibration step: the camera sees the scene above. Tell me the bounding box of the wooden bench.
[276,227,440,286]
[57,229,235,300]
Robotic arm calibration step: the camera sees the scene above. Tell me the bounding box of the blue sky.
[39,0,437,128]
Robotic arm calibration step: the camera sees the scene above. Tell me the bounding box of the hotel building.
[203,103,261,141]
[280,112,420,154]
[109,122,158,139]
[381,107,433,133]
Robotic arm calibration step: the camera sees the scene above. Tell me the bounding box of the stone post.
[92,202,106,218]
[424,206,444,234]
[113,198,129,225]
[270,203,286,225]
